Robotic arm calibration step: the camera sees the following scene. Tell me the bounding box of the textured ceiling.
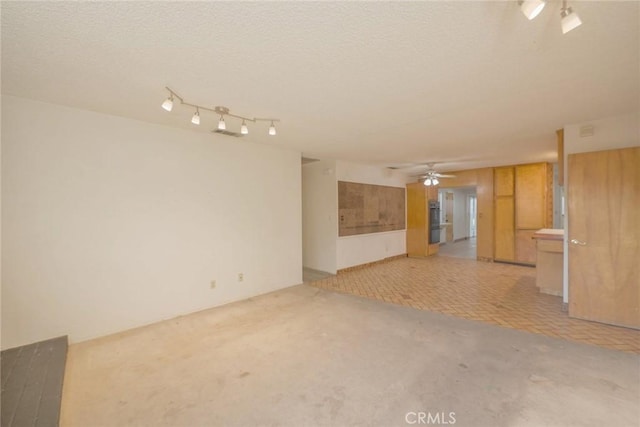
[2,1,638,171]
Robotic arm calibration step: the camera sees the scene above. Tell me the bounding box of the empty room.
[1,2,639,426]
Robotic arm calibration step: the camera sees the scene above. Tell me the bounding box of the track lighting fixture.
[162,95,174,112]
[160,87,280,136]
[560,1,582,34]
[519,0,545,20]
[518,0,582,34]
[191,108,200,125]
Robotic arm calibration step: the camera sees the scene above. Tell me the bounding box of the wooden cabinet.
[515,163,548,229]
[515,230,538,264]
[406,182,439,257]
[494,167,515,262]
[475,168,494,262]
[494,163,551,265]
[494,195,515,261]
[533,229,564,296]
[494,167,515,197]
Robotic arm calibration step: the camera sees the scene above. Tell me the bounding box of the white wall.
[302,160,337,274]
[335,161,409,270]
[562,111,640,303]
[1,95,302,349]
[452,188,475,241]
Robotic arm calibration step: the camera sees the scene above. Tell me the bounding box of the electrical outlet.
[238,273,244,282]
[210,280,216,289]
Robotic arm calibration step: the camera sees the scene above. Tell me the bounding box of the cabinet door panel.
[515,163,547,229]
[515,229,537,265]
[494,197,515,261]
[494,167,514,197]
[406,183,427,256]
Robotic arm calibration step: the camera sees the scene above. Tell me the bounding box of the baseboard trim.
[337,254,408,274]
[494,259,536,268]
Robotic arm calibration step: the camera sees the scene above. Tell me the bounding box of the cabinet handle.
[570,239,587,246]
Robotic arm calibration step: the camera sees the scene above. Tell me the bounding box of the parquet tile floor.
[310,256,640,354]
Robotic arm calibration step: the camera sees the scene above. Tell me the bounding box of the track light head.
[218,115,226,130]
[162,95,174,112]
[519,0,545,20]
[240,120,249,135]
[268,121,277,136]
[191,109,200,125]
[560,5,582,34]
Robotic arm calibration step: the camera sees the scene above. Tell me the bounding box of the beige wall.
[1,95,303,349]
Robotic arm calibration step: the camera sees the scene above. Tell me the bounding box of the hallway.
[437,237,477,260]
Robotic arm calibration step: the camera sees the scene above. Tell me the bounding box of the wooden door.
[568,147,640,329]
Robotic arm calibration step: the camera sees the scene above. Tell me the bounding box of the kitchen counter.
[533,229,564,296]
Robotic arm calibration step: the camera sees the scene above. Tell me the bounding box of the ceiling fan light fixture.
[432,178,439,186]
[424,178,432,187]
[519,0,546,20]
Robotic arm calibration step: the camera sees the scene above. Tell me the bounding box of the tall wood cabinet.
[494,167,515,261]
[494,163,552,265]
[406,182,439,257]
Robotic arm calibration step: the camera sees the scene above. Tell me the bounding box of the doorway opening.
[437,186,477,260]
[301,157,337,282]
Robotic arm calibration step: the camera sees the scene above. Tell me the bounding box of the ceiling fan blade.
[388,162,432,170]
[434,173,456,178]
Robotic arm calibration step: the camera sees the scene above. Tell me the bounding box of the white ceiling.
[2,1,638,172]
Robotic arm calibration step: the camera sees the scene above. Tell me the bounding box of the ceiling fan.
[411,163,456,186]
